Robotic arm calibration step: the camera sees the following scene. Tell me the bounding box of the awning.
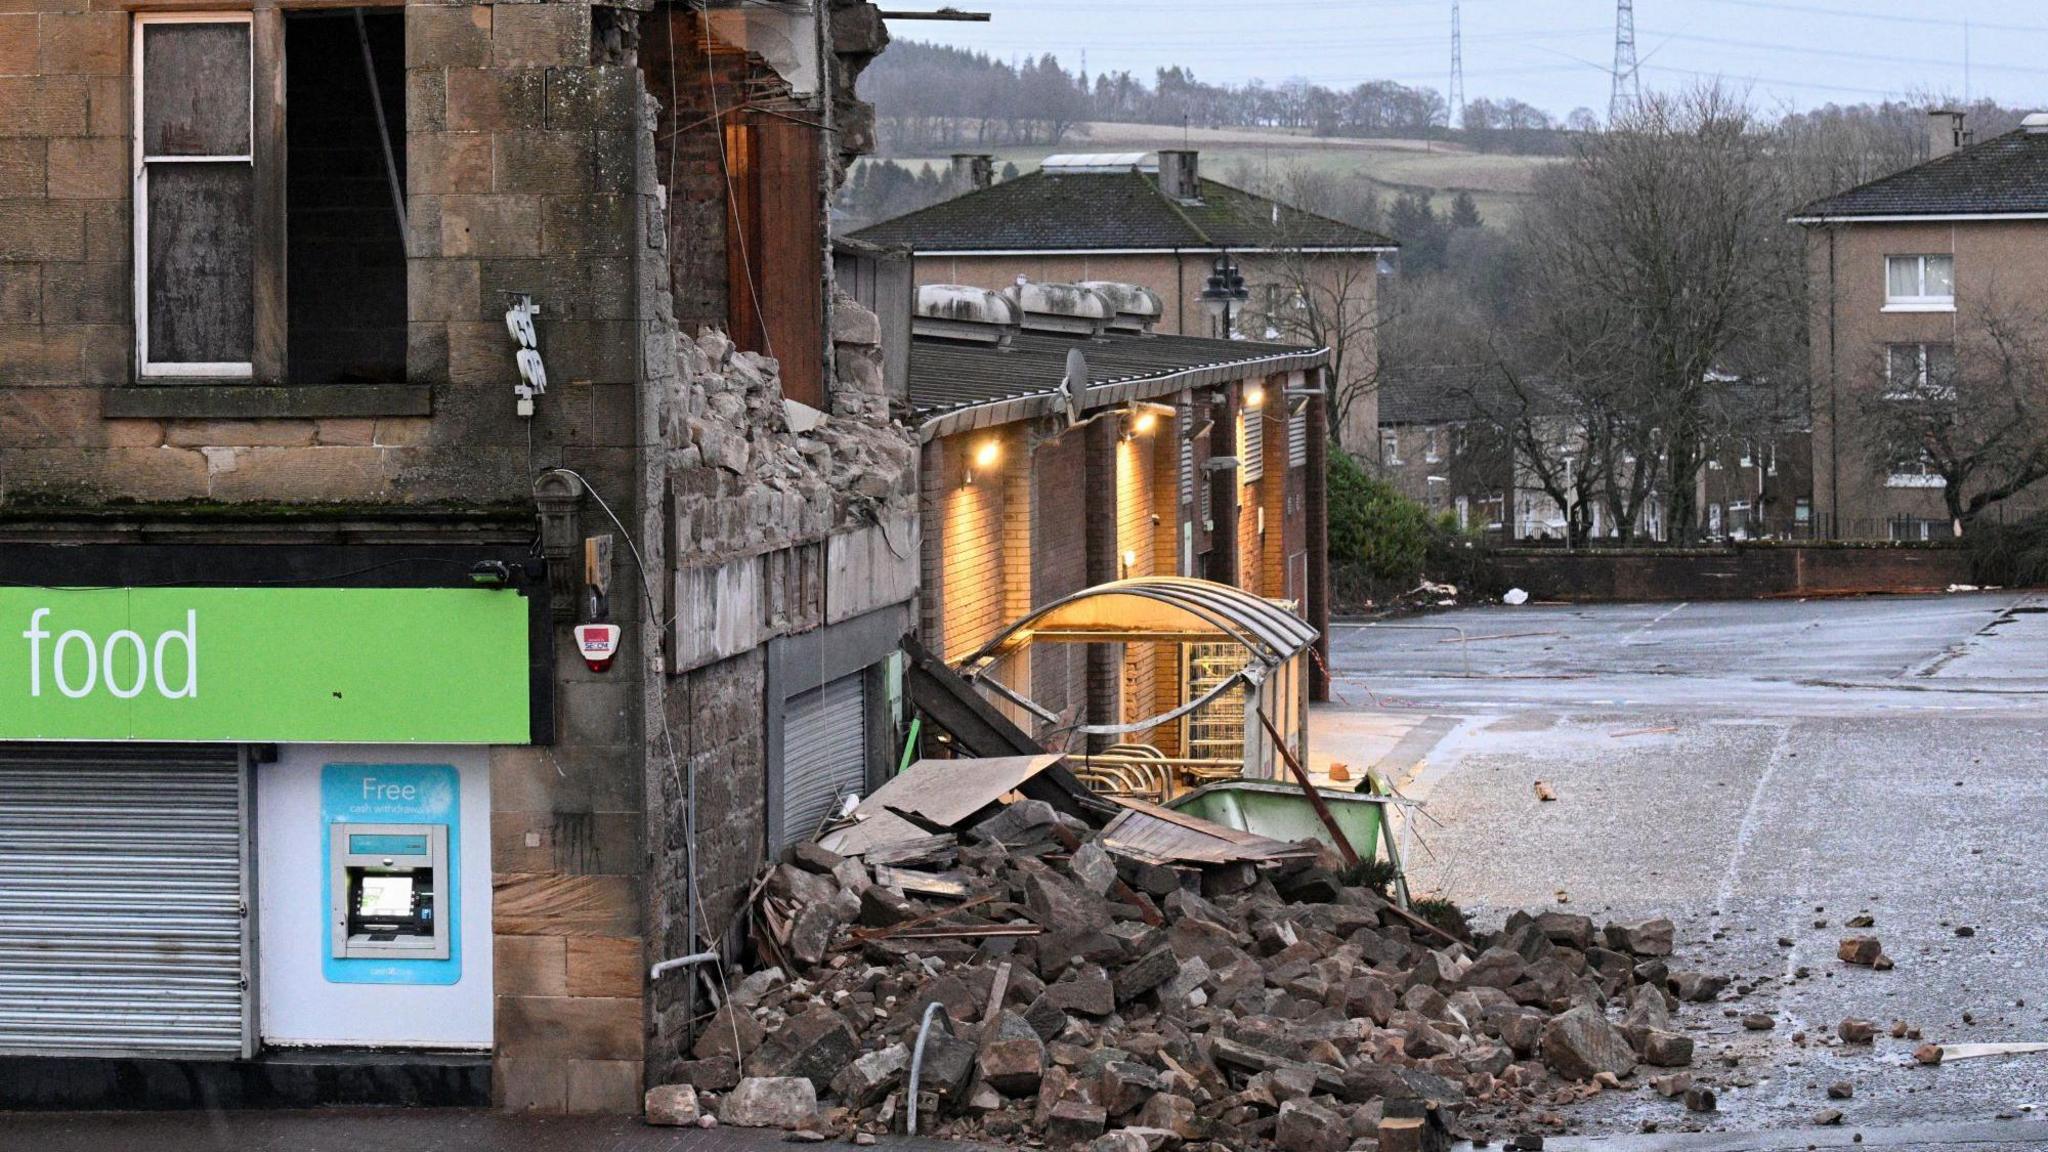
[955,577,1318,735]
[959,576,1317,669]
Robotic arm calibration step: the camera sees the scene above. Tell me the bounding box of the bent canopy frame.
[955,577,1319,736]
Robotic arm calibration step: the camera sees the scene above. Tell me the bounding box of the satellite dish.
[1062,347,1088,427]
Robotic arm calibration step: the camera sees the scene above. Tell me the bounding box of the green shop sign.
[1,587,531,743]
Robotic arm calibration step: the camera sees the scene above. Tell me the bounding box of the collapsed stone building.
[0,0,914,1114]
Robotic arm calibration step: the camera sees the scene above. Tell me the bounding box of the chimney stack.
[950,153,994,191]
[1156,149,1201,201]
[1928,110,1967,159]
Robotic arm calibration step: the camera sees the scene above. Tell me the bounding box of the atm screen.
[357,875,415,919]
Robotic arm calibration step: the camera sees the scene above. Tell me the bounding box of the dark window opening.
[285,11,407,385]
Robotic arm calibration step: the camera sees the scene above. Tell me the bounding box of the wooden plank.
[874,866,972,898]
[863,833,958,868]
[755,114,824,408]
[251,5,285,383]
[1209,1036,1346,1096]
[1260,707,1359,868]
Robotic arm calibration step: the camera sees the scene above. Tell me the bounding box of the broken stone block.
[1838,936,1883,966]
[1541,1004,1637,1081]
[1276,1098,1351,1152]
[670,1058,740,1091]
[1813,1108,1844,1126]
[1028,869,1113,931]
[753,1006,859,1091]
[1099,1061,1163,1115]
[858,885,919,927]
[645,1083,701,1126]
[1838,1018,1876,1044]
[719,1077,818,1129]
[1345,975,1397,1025]
[1668,971,1729,1003]
[920,1033,979,1103]
[1024,993,1070,1041]
[1828,1080,1853,1100]
[1742,1013,1774,1031]
[980,1029,1047,1095]
[792,841,845,875]
[1492,1008,1546,1057]
[692,1005,764,1061]
[729,968,788,1009]
[1070,841,1119,896]
[1915,1043,1944,1065]
[1047,1100,1109,1149]
[1461,946,1528,991]
[1605,918,1675,957]
[1137,1092,1201,1139]
[1649,1072,1692,1098]
[1047,965,1116,1017]
[1376,1113,1452,1152]
[1115,946,1180,1004]
[1535,912,1595,951]
[788,903,842,969]
[1642,1031,1693,1068]
[1620,983,1673,1031]
[1683,1085,1717,1113]
[832,1043,908,1106]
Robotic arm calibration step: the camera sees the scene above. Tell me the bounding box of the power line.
[1610,0,1641,124]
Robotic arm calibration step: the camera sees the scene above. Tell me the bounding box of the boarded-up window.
[1240,405,1264,484]
[137,16,254,376]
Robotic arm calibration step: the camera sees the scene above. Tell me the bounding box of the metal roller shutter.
[0,745,247,1058]
[780,674,868,850]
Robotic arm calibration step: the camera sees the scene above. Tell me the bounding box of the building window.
[1795,498,1811,524]
[1888,450,1946,488]
[1884,254,1954,311]
[1424,427,1442,463]
[1885,343,1956,399]
[1380,428,1401,465]
[135,12,408,383]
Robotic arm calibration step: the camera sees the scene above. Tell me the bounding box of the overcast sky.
[902,0,2048,118]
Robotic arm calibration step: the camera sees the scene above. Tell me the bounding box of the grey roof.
[853,170,1396,253]
[1796,129,2048,219]
[911,330,1328,441]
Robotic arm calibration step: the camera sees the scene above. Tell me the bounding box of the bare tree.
[1229,166,1393,453]
[1855,294,2048,530]
[1510,84,1807,543]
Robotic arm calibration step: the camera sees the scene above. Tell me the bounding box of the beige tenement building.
[1794,112,2048,540]
[852,150,1397,454]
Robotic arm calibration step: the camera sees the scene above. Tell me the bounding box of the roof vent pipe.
[1156,149,1200,201]
[950,153,994,191]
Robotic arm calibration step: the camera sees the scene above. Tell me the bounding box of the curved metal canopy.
[959,577,1318,670]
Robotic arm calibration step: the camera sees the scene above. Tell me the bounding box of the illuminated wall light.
[965,437,1001,486]
[1133,411,1158,435]
[1243,384,1266,409]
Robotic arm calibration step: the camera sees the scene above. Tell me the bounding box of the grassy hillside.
[878,121,1560,225]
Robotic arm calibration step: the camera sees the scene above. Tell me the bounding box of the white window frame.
[1884,342,1956,401]
[1883,254,1955,313]
[1424,427,1442,463]
[1380,427,1401,465]
[134,12,256,380]
[1887,450,1946,489]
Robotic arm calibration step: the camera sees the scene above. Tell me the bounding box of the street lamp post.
[1200,254,1248,340]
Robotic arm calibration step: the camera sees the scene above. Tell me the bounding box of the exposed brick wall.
[1489,544,1972,601]
[934,430,1006,660]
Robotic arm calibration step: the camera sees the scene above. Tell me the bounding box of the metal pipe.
[648,950,719,982]
[906,1002,951,1135]
[353,8,407,238]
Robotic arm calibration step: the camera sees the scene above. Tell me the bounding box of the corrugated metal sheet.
[0,745,246,1058]
[1098,797,1316,867]
[781,674,868,850]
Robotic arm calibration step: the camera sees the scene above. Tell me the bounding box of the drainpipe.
[1206,384,1241,587]
[1083,412,1120,750]
[1305,367,1332,702]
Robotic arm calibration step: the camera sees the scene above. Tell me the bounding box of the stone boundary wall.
[1487,544,1974,602]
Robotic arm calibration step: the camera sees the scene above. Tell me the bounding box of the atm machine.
[329,823,451,960]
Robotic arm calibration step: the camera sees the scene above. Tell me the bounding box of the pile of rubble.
[652,793,1719,1150]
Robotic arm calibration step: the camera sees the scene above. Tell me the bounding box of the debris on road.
[1922,1042,2048,1062]
[1914,1043,1944,1066]
[654,759,1728,1146]
[1502,588,1530,606]
[1838,1019,1876,1044]
[1533,781,1557,802]
[1836,936,1884,966]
